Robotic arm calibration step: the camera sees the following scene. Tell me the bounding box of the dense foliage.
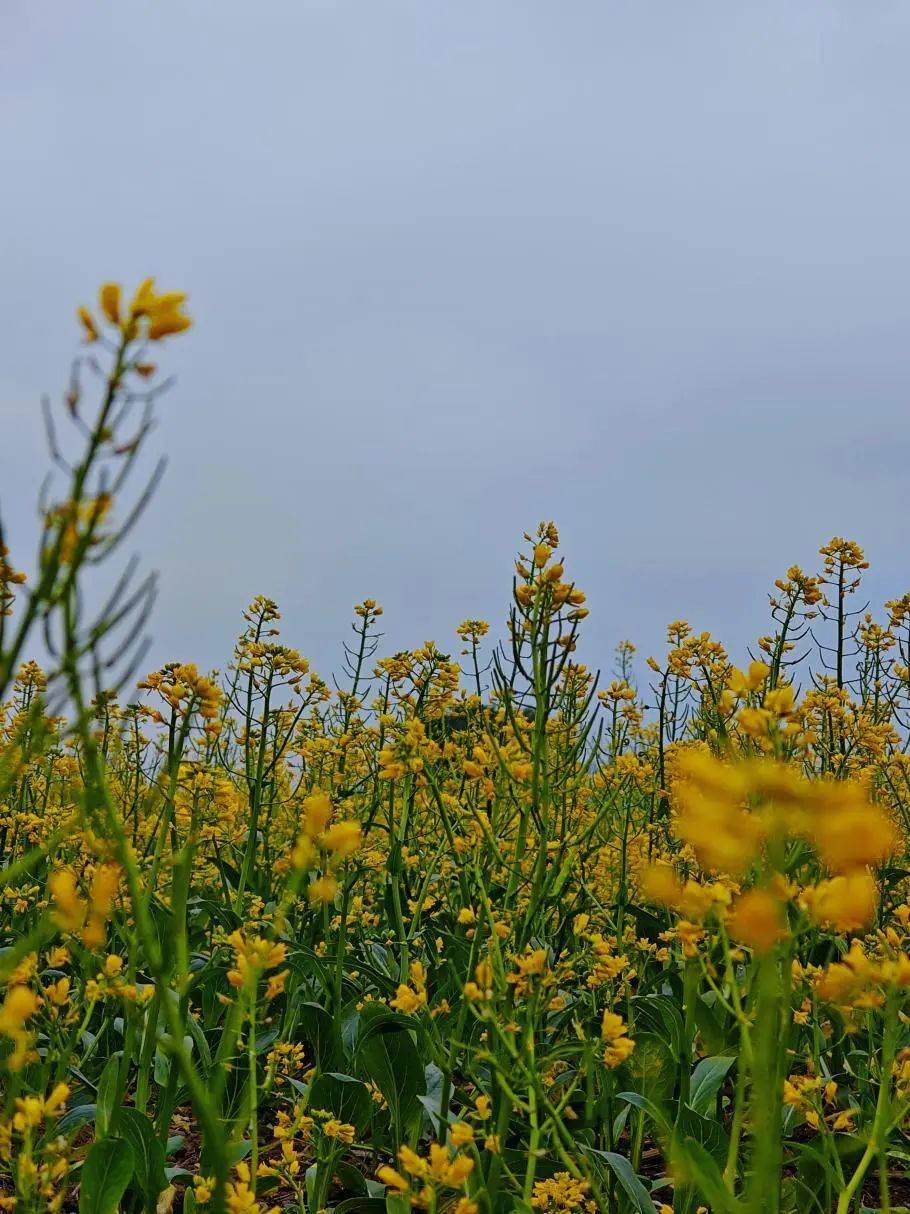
[0,283,908,1214]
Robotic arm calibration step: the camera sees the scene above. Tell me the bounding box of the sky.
[2,1,910,694]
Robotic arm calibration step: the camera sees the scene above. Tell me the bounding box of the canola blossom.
[0,284,908,1214]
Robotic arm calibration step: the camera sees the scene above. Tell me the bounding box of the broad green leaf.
[676,1105,729,1163]
[304,1162,318,1213]
[688,1055,735,1118]
[625,1031,675,1103]
[417,1063,449,1131]
[183,1010,213,1074]
[357,1004,420,1037]
[671,1136,744,1214]
[358,1022,425,1145]
[94,1055,121,1138]
[693,994,732,1055]
[55,1103,97,1137]
[580,1146,653,1213]
[334,1160,369,1197]
[295,1000,344,1071]
[308,1072,372,1134]
[616,1089,669,1133]
[164,1167,194,1185]
[117,1107,168,1211]
[79,1137,134,1214]
[630,994,684,1061]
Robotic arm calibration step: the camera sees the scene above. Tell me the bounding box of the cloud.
[2,0,909,684]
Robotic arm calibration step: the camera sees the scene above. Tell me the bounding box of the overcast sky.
[2,2,910,691]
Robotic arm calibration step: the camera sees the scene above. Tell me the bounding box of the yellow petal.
[98,282,121,325]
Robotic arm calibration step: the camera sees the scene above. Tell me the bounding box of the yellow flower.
[77,305,99,343]
[377,1165,409,1193]
[390,983,425,1014]
[99,282,121,325]
[48,869,86,932]
[801,872,878,933]
[450,1122,474,1147]
[764,684,795,717]
[320,820,362,859]
[533,542,552,568]
[601,1009,635,1069]
[0,986,38,1035]
[194,1178,214,1204]
[323,1119,355,1143]
[13,1097,45,1130]
[44,977,71,1007]
[727,660,770,695]
[45,1082,70,1116]
[291,835,316,870]
[737,706,772,738]
[813,803,896,874]
[307,874,338,905]
[265,969,288,1001]
[129,278,193,340]
[728,888,787,954]
[675,920,705,958]
[301,790,333,838]
[82,864,120,950]
[147,305,192,340]
[531,1173,593,1211]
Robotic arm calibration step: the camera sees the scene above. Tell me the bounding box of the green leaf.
[671,1136,744,1214]
[611,1102,631,1141]
[164,1167,194,1185]
[305,1162,319,1213]
[55,1103,97,1137]
[212,855,241,894]
[197,1136,250,1182]
[630,994,685,1061]
[358,1004,419,1036]
[358,1021,425,1145]
[693,994,732,1055]
[295,1000,344,1071]
[615,1089,670,1134]
[94,1055,121,1138]
[417,1063,449,1131]
[79,1137,135,1214]
[676,1105,729,1163]
[625,1031,676,1104]
[153,1048,170,1088]
[580,1147,653,1213]
[148,898,175,961]
[307,1072,372,1134]
[117,1107,168,1211]
[334,1160,369,1197]
[183,1010,213,1075]
[688,1056,735,1118]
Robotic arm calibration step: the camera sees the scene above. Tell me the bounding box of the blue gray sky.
[2,2,910,687]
